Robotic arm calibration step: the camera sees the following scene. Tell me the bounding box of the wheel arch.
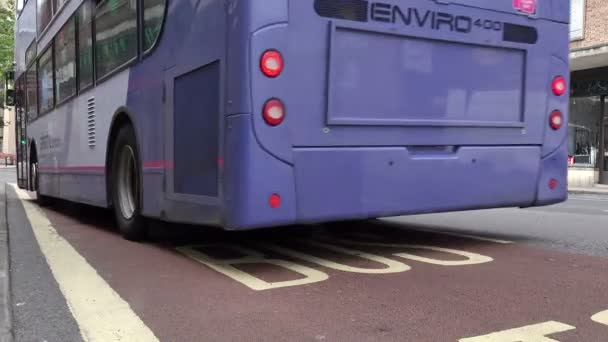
[28,139,38,191]
[105,107,142,207]
[29,139,37,163]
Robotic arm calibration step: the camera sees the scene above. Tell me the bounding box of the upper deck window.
[143,0,166,52]
[54,0,68,12]
[37,0,53,34]
[25,65,38,121]
[25,40,36,67]
[95,0,138,79]
[37,0,71,33]
[77,0,94,90]
[55,17,76,102]
[38,44,55,114]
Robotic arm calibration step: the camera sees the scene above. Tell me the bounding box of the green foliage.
[0,0,14,108]
[0,1,14,77]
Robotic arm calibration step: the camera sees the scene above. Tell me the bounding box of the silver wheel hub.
[117,146,137,220]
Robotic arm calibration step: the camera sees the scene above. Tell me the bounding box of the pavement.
[0,184,11,342]
[2,166,608,341]
[0,168,14,342]
[569,185,608,195]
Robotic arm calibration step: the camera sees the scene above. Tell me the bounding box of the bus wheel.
[31,162,52,206]
[110,126,147,241]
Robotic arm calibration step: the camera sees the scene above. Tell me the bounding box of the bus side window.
[37,0,53,33]
[94,0,138,79]
[55,17,77,103]
[25,65,37,121]
[143,0,167,52]
[77,0,94,91]
[37,44,55,115]
[25,40,36,68]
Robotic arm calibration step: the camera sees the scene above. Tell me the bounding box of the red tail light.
[263,99,285,126]
[260,50,283,78]
[269,194,281,208]
[552,76,566,96]
[549,110,563,130]
[549,178,558,190]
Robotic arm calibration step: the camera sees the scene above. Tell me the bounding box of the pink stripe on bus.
[143,160,174,169]
[39,166,105,172]
[38,160,176,172]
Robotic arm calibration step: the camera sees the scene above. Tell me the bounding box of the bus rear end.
[224,0,569,228]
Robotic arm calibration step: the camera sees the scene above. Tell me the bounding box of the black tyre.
[31,161,52,206]
[110,125,148,241]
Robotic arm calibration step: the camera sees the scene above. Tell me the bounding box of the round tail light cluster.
[552,76,566,96]
[260,50,283,78]
[263,99,285,126]
[549,110,563,130]
[549,76,566,131]
[260,50,286,127]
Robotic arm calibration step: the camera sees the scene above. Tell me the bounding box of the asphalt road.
[2,167,608,341]
[390,195,608,258]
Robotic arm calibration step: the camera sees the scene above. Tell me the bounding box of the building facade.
[569,0,608,187]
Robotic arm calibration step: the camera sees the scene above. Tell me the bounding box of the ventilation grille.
[87,97,96,148]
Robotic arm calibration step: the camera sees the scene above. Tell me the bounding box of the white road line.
[12,185,159,342]
[393,226,513,244]
[380,219,514,244]
[432,231,513,244]
[569,196,608,202]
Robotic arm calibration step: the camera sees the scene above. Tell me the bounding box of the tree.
[0,0,14,108]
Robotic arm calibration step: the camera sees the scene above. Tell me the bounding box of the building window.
[570,0,585,41]
[143,0,166,51]
[568,96,602,167]
[25,65,38,121]
[56,18,77,103]
[38,45,55,114]
[95,0,138,79]
[37,0,54,33]
[78,0,94,90]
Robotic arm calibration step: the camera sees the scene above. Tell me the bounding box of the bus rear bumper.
[289,146,544,224]
[223,118,566,230]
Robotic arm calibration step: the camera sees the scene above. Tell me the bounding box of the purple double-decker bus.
[13,0,570,240]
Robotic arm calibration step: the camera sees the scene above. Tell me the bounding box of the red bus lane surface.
[14,188,608,342]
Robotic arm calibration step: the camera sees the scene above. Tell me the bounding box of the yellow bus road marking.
[459,321,576,341]
[176,244,329,291]
[178,236,495,290]
[325,234,494,266]
[460,309,608,341]
[13,185,159,342]
[257,240,411,274]
[591,309,608,325]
